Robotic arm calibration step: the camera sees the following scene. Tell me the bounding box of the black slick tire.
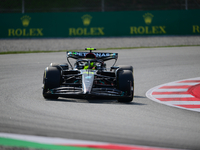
[43,67,61,99]
[117,70,134,103]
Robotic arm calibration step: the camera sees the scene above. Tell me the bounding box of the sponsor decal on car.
[68,52,117,58]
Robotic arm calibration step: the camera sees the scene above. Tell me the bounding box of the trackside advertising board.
[0,10,200,38]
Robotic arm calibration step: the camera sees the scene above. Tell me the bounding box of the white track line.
[155,89,188,92]
[153,94,194,98]
[163,82,199,86]
[163,101,200,105]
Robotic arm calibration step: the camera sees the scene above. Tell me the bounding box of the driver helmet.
[84,53,96,69]
[84,61,96,69]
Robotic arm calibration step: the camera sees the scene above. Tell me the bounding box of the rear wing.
[66,51,118,61]
[66,51,118,69]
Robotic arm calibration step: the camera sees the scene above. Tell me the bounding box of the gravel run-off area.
[0,36,200,52]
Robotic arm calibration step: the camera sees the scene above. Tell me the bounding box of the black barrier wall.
[0,10,200,38]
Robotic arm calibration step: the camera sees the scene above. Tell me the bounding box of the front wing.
[45,87,131,99]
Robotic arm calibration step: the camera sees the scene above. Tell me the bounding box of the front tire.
[43,67,61,99]
[117,70,134,103]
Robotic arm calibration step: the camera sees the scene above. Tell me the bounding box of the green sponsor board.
[0,10,200,38]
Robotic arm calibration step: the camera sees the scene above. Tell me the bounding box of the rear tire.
[43,67,61,99]
[117,70,134,103]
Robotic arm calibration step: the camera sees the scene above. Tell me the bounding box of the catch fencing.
[1,0,200,13]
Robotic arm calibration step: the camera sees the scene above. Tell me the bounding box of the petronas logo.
[143,13,154,25]
[21,15,31,27]
[81,14,92,26]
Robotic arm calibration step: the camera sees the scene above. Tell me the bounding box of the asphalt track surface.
[0,46,200,150]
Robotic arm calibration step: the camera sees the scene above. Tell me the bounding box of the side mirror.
[110,66,119,71]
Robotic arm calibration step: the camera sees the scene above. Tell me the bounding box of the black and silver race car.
[42,48,134,103]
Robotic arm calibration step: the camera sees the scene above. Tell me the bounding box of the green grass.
[0,45,200,55]
[0,137,98,150]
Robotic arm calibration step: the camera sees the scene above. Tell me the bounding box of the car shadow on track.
[45,95,146,105]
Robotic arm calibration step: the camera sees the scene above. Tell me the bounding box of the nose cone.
[81,70,96,95]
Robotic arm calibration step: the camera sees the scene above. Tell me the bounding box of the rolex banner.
[0,10,200,38]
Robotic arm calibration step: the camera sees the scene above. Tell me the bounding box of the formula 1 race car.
[42,48,134,103]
